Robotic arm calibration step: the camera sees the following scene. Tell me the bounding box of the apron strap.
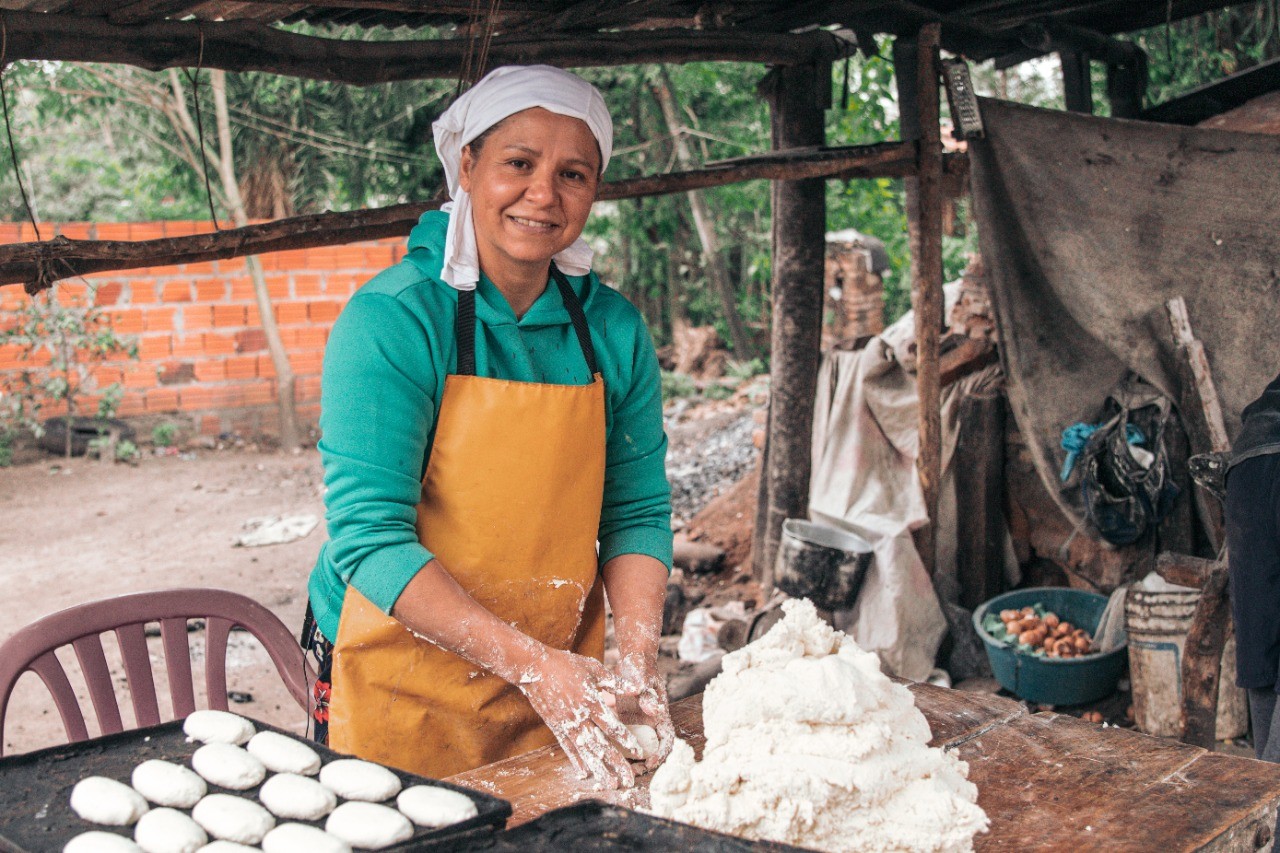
[549,262,600,377]
[454,263,599,378]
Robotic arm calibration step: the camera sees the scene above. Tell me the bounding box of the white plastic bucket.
[1125,588,1247,739]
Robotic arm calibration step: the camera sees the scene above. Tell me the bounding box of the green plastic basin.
[973,587,1127,706]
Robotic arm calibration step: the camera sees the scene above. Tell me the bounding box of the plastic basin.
[973,587,1127,706]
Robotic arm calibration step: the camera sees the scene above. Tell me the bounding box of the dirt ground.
[1,448,327,754]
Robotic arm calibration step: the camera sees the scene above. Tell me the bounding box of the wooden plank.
[1180,566,1231,749]
[954,387,1008,610]
[1155,551,1220,590]
[1167,297,1230,453]
[959,710,1280,850]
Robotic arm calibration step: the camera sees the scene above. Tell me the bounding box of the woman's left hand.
[613,651,675,771]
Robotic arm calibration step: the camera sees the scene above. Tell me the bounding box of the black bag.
[1078,384,1179,546]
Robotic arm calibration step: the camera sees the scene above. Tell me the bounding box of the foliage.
[726,357,768,380]
[152,421,179,447]
[660,370,697,402]
[0,284,139,457]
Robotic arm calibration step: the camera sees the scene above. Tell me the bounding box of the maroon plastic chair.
[0,588,315,757]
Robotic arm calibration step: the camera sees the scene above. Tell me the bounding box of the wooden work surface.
[449,683,1280,852]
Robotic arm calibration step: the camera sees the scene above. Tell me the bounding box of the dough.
[64,831,143,852]
[132,759,207,808]
[262,823,352,853]
[192,743,267,791]
[70,776,150,826]
[624,724,661,761]
[192,794,275,845]
[325,802,413,850]
[396,786,478,827]
[259,773,337,820]
[197,842,260,852]
[184,710,256,746]
[134,807,208,853]
[246,731,321,776]
[318,759,401,802]
[649,599,989,853]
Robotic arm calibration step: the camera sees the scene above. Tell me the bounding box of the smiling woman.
[304,65,675,791]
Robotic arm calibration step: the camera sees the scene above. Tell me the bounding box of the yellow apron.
[327,267,607,778]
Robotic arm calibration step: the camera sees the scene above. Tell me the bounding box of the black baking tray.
[445,801,815,852]
[0,719,511,852]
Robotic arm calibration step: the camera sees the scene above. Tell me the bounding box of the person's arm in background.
[320,290,639,788]
[597,304,675,768]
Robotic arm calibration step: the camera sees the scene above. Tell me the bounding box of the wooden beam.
[0,143,965,289]
[954,383,1007,611]
[1180,564,1230,748]
[0,11,839,84]
[902,24,944,577]
[1141,54,1280,126]
[755,60,829,588]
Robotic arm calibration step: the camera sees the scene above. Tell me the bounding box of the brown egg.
[1000,609,1020,622]
[1018,629,1040,646]
[1020,607,1036,618]
[1043,613,1061,630]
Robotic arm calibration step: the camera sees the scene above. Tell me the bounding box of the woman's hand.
[613,651,675,771]
[517,646,641,790]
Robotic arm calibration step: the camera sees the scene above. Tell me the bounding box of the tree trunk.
[651,65,755,360]
[210,70,301,450]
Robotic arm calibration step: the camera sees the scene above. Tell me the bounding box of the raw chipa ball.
[259,772,338,820]
[325,801,413,850]
[192,793,275,845]
[246,730,321,776]
[133,807,207,853]
[319,758,401,802]
[70,776,149,826]
[396,786,478,827]
[192,743,267,791]
[183,710,255,745]
[263,823,353,853]
[131,759,207,808]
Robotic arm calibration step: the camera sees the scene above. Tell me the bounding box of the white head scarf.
[432,65,614,290]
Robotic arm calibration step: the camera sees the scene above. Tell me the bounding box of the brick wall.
[0,221,406,439]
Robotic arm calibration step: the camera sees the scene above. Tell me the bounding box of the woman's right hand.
[516,646,641,790]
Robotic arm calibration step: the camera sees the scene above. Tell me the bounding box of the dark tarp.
[970,98,1280,527]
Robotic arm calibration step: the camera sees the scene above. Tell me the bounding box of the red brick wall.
[0,221,406,439]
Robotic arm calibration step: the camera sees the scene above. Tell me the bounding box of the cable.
[184,26,220,229]
[0,14,43,241]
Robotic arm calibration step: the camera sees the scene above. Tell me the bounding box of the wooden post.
[1060,50,1093,114]
[755,60,828,586]
[899,24,945,576]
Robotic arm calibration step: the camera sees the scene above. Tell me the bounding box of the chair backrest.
[0,588,315,757]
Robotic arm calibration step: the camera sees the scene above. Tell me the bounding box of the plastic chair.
[0,588,315,757]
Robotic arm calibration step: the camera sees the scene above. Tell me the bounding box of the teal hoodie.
[307,211,673,642]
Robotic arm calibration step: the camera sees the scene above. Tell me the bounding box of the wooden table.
[449,683,1280,852]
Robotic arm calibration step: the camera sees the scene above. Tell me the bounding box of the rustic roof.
[0,0,1257,64]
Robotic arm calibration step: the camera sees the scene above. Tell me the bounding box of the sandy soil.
[0,448,327,754]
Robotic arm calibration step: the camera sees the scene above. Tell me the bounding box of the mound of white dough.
[649,599,989,853]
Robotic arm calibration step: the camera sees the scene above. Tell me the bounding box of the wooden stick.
[911,22,944,577]
[1167,297,1230,453]
[2,144,968,291]
[1155,551,1221,590]
[0,11,840,84]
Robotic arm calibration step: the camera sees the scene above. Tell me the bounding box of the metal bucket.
[773,519,872,611]
[1125,588,1247,739]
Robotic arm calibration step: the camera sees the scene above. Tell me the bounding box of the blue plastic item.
[973,587,1128,706]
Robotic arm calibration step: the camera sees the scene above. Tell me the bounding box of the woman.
[303,65,674,790]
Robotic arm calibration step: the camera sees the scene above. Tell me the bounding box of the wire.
[183,26,220,229]
[0,14,43,241]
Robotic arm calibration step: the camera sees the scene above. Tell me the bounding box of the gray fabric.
[1250,688,1280,762]
[969,98,1280,525]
